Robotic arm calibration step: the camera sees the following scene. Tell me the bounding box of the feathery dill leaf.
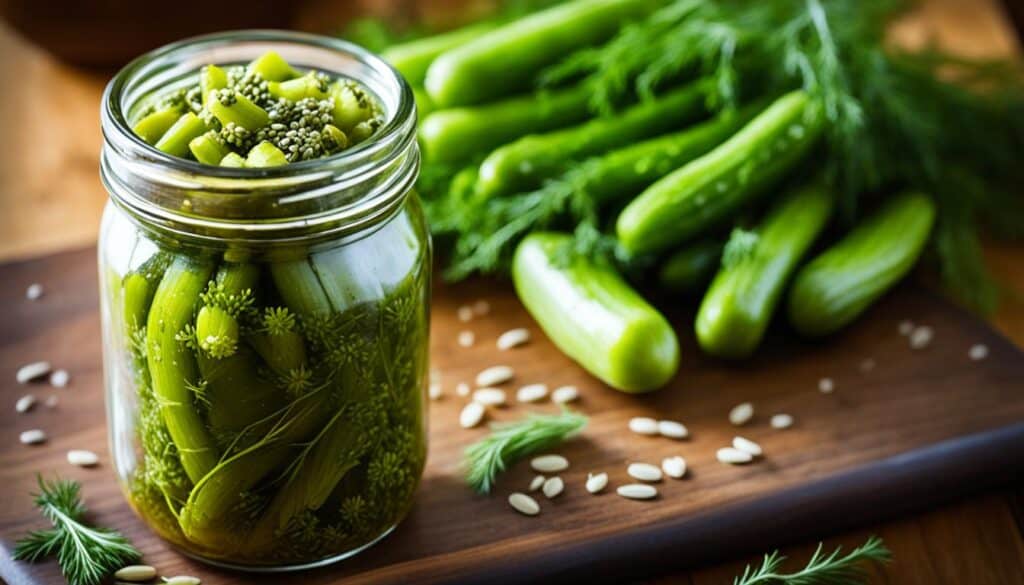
[734,535,891,585]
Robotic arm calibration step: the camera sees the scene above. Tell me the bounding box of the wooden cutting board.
[1,246,1023,585]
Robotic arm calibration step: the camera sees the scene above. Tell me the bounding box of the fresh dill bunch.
[200,282,255,318]
[721,227,760,269]
[734,536,891,585]
[464,410,588,494]
[262,306,298,336]
[14,477,141,585]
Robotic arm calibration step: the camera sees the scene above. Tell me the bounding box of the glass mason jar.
[98,31,429,570]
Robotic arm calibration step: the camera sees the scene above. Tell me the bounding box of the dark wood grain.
[0,246,1023,584]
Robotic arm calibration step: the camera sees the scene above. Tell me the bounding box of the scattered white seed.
[859,358,876,373]
[163,577,202,585]
[732,436,763,457]
[818,378,835,394]
[627,462,663,482]
[457,330,475,348]
[529,475,546,492]
[16,394,36,413]
[657,420,689,439]
[428,383,443,400]
[628,416,659,435]
[497,328,531,350]
[20,429,47,445]
[586,472,608,494]
[617,484,658,500]
[551,385,580,404]
[115,565,158,582]
[530,454,569,473]
[473,387,507,406]
[45,395,59,408]
[476,365,514,387]
[457,305,474,322]
[729,402,754,426]
[456,382,471,397]
[473,300,491,316]
[459,402,486,428]
[716,447,754,464]
[16,361,51,384]
[67,449,99,467]
[770,413,794,429]
[968,344,989,361]
[662,456,687,479]
[909,325,934,349]
[542,476,564,499]
[508,492,540,516]
[899,320,914,336]
[25,283,44,300]
[430,368,440,382]
[516,383,548,403]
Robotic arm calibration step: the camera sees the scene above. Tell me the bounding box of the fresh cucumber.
[384,23,497,87]
[658,239,724,294]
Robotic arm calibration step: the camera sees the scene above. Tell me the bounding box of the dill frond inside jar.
[99,31,428,570]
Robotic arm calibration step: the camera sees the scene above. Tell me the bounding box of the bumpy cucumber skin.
[513,232,679,392]
[788,192,936,337]
[425,0,654,107]
[696,184,835,358]
[616,91,823,255]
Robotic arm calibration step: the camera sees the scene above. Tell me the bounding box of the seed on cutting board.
[457,330,475,348]
[717,447,754,465]
[476,365,514,386]
[16,394,37,413]
[909,325,933,349]
[497,328,531,350]
[657,420,688,439]
[551,385,579,404]
[627,462,663,482]
[456,382,471,397]
[19,429,47,445]
[586,472,608,494]
[818,377,835,394]
[45,395,59,408]
[628,416,659,435]
[459,401,486,428]
[67,449,99,467]
[508,492,540,516]
[50,369,70,388]
[473,387,507,406]
[428,383,443,400]
[770,413,794,429]
[457,305,474,322]
[617,484,658,500]
[732,436,763,457]
[430,368,440,382]
[16,361,51,384]
[729,402,754,426]
[898,320,914,335]
[473,300,491,316]
[26,283,44,300]
[114,565,158,582]
[516,383,548,403]
[968,344,989,361]
[163,577,202,585]
[531,454,569,473]
[542,476,564,499]
[859,358,876,373]
[662,456,687,479]
[529,475,546,492]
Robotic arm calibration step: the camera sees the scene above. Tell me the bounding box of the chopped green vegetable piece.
[133,108,184,145]
[200,64,228,105]
[330,80,375,131]
[322,124,349,152]
[154,113,208,158]
[248,50,297,82]
[246,141,289,167]
[188,132,230,165]
[219,152,246,167]
[268,72,331,101]
[209,90,270,133]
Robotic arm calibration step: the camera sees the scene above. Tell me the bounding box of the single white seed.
[551,385,580,404]
[163,577,202,585]
[530,454,569,473]
[428,383,443,400]
[770,413,794,429]
[19,429,47,445]
[114,565,158,582]
[968,344,989,361]
[516,383,548,403]
[529,475,546,492]
[476,365,514,387]
[617,484,658,500]
[662,456,687,479]
[45,395,59,408]
[473,387,507,406]
[657,420,689,439]
[456,382,471,397]
[16,394,36,413]
[899,320,914,336]
[628,416,659,435]
[48,368,70,388]
[508,492,540,516]
[732,436,763,457]
[457,305,474,322]
[859,358,876,373]
[586,472,608,494]
[26,283,44,300]
[909,325,934,349]
[67,449,99,467]
[473,300,491,316]
[818,377,835,394]
[459,402,486,428]
[457,330,475,348]
[729,402,754,426]
[497,328,531,350]
[16,361,51,384]
[429,368,440,382]
[542,476,564,499]
[717,447,754,465]
[627,462,663,482]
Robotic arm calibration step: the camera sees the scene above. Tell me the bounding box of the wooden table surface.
[0,1,1022,582]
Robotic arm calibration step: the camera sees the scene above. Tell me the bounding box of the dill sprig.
[464,410,587,494]
[734,536,891,585]
[14,477,141,585]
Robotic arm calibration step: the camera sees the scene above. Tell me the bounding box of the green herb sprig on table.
[734,536,891,585]
[14,477,141,585]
